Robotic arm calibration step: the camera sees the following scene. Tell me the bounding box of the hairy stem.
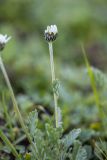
[48,42,58,128]
[0,56,39,155]
[0,56,31,142]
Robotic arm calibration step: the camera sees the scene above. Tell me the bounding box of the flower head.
[44,25,58,42]
[0,34,11,51]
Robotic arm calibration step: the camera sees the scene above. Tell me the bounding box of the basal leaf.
[62,128,81,148]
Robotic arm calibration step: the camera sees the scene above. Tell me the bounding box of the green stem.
[0,56,39,156]
[81,44,104,118]
[0,129,20,159]
[0,56,32,142]
[48,42,58,128]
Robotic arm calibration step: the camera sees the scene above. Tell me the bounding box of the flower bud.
[0,34,11,51]
[44,25,58,42]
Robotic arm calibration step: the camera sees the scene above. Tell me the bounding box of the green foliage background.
[0,0,107,132]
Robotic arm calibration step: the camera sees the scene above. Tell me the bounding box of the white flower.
[0,34,11,51]
[0,34,11,44]
[44,25,58,42]
[45,25,58,35]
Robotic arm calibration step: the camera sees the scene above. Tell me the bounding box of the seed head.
[44,25,58,42]
[0,34,11,51]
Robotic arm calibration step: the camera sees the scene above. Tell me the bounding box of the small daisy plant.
[44,25,61,128]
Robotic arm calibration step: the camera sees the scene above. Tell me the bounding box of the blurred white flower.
[44,25,58,42]
[0,34,11,43]
[0,34,11,51]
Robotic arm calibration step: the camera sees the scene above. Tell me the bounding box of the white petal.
[50,26,54,33]
[45,25,58,36]
[0,34,11,44]
[53,25,58,34]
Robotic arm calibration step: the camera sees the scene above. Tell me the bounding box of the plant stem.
[0,56,39,155]
[81,44,104,118]
[48,42,58,128]
[0,129,20,159]
[0,56,31,142]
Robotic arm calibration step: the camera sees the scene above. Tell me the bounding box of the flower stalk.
[44,25,59,128]
[0,34,37,153]
[48,42,58,128]
[0,56,31,142]
[0,56,39,154]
